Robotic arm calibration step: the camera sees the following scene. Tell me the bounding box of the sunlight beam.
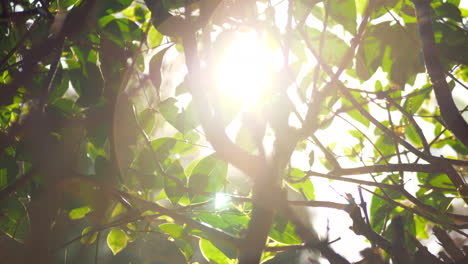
[215,29,280,108]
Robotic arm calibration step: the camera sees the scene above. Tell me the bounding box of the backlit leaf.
[69,206,92,220]
[188,154,228,203]
[107,228,128,255]
[80,227,98,245]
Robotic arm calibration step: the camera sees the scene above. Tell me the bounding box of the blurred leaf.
[139,108,158,135]
[270,217,301,244]
[148,25,164,48]
[172,131,200,155]
[48,67,70,103]
[159,98,199,134]
[405,124,422,148]
[403,87,430,114]
[383,213,416,252]
[235,125,257,152]
[374,135,394,156]
[149,45,173,91]
[0,198,29,242]
[0,155,18,184]
[122,4,148,23]
[288,178,315,200]
[329,0,357,34]
[164,159,186,205]
[199,239,233,264]
[69,206,92,220]
[196,211,248,236]
[370,177,402,232]
[98,0,133,16]
[356,31,384,80]
[341,92,370,127]
[305,27,350,65]
[107,228,128,255]
[159,223,184,238]
[308,150,315,167]
[188,154,228,203]
[101,18,142,47]
[80,227,98,245]
[414,215,429,239]
[371,0,399,19]
[434,3,462,22]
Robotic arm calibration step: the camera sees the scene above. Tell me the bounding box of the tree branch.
[300,28,468,204]
[412,0,468,146]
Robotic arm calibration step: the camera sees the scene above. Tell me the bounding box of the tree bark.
[412,0,468,147]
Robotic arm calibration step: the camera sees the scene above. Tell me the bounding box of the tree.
[0,0,467,263]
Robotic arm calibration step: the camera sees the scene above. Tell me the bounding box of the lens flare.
[215,30,280,107]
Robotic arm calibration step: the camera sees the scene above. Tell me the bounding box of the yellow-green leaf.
[69,206,92,220]
[80,227,98,245]
[107,228,128,255]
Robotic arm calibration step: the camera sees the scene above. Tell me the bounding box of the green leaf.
[196,212,248,236]
[185,156,204,176]
[159,98,180,129]
[370,176,403,232]
[308,150,315,167]
[370,193,394,232]
[199,239,233,264]
[69,206,92,220]
[48,68,70,103]
[305,28,350,65]
[148,25,163,48]
[149,45,173,90]
[0,198,29,242]
[294,0,316,21]
[164,160,186,205]
[374,135,394,156]
[80,227,98,245]
[356,32,383,80]
[72,63,104,106]
[151,137,177,155]
[159,98,199,134]
[355,0,368,15]
[349,130,364,141]
[405,125,422,148]
[198,213,230,230]
[122,4,147,23]
[101,18,142,47]
[383,213,416,252]
[270,217,302,244]
[98,0,133,16]
[328,0,357,34]
[0,155,18,184]
[159,223,184,238]
[235,125,257,152]
[341,92,370,127]
[371,0,399,19]
[403,87,430,114]
[288,178,315,200]
[434,3,462,22]
[291,36,307,61]
[107,228,128,255]
[188,154,228,203]
[417,173,451,189]
[133,146,160,188]
[172,131,200,155]
[414,215,429,239]
[139,108,158,135]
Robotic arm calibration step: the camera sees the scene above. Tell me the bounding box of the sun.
[215,29,281,108]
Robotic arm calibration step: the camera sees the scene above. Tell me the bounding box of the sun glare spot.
[216,30,280,107]
[214,192,231,209]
